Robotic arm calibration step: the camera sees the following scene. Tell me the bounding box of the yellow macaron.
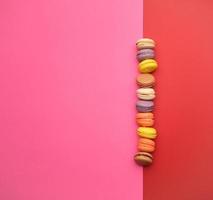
[138,59,158,73]
[136,38,155,50]
[137,127,157,139]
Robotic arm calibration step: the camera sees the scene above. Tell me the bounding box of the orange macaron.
[136,113,154,127]
[138,138,155,152]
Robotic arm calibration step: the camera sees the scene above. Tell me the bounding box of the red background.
[144,0,213,199]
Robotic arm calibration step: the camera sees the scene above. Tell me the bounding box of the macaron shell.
[136,38,155,50]
[136,74,155,87]
[139,59,158,73]
[136,38,155,45]
[136,118,154,126]
[137,127,157,139]
[138,130,157,139]
[136,106,154,113]
[137,44,155,50]
[136,49,155,62]
[136,100,154,107]
[137,107,153,112]
[136,112,154,119]
[137,48,154,55]
[139,138,155,146]
[138,143,155,152]
[137,88,155,95]
[137,94,155,100]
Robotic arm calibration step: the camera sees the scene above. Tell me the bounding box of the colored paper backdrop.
[144,0,213,199]
[0,0,143,199]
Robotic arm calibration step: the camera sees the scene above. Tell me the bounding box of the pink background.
[0,0,143,199]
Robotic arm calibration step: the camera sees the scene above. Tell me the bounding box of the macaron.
[134,152,153,166]
[138,59,158,73]
[137,88,155,100]
[136,38,155,50]
[136,100,154,112]
[136,74,155,88]
[137,49,155,62]
[137,127,157,139]
[138,138,155,152]
[136,112,154,126]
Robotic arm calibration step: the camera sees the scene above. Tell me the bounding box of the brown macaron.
[134,152,153,166]
[136,74,155,88]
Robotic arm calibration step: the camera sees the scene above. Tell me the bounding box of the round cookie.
[134,152,153,166]
[137,127,157,139]
[136,112,154,126]
[137,88,155,100]
[138,59,158,73]
[137,49,155,62]
[136,38,155,50]
[137,74,155,88]
[138,138,155,152]
[136,100,154,112]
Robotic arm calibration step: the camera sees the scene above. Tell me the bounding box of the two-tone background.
[1,0,213,199]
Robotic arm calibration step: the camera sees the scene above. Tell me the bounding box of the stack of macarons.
[134,38,158,167]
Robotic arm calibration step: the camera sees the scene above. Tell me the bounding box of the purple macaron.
[136,100,154,112]
[136,49,155,62]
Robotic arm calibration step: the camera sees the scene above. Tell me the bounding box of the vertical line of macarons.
[134,38,158,167]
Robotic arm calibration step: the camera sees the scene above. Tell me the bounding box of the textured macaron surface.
[136,100,154,108]
[137,88,155,100]
[136,100,154,112]
[136,113,154,126]
[136,38,155,50]
[136,74,155,87]
[136,118,154,127]
[139,138,155,147]
[138,139,155,152]
[137,88,155,95]
[136,112,154,119]
[138,59,158,73]
[137,49,155,61]
[134,152,153,166]
[137,127,157,139]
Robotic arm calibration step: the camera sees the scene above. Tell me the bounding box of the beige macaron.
[136,88,155,100]
[136,38,155,50]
